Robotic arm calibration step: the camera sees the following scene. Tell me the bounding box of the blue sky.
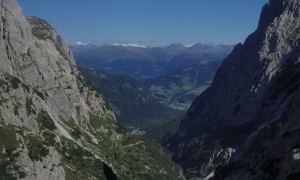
[18,0,268,46]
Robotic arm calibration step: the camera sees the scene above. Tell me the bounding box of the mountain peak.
[165,0,300,178]
[0,0,185,179]
[258,0,300,31]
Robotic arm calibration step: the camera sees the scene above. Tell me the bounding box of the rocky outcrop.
[0,0,184,179]
[165,0,300,179]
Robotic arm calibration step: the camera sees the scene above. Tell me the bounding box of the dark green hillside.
[145,115,184,142]
[79,66,183,130]
[143,61,221,110]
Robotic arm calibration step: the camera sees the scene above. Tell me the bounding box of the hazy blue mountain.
[71,43,233,80]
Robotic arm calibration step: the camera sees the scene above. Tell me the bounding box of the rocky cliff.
[165,0,300,179]
[0,0,184,179]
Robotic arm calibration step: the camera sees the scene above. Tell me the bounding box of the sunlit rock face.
[0,0,185,179]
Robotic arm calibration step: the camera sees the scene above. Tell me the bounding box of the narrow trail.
[123,141,143,148]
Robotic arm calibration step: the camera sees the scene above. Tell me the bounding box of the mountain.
[78,66,183,130]
[0,0,184,179]
[71,43,233,81]
[165,0,300,179]
[143,61,222,110]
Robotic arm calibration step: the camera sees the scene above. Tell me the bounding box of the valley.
[73,44,228,140]
[143,61,221,109]
[78,65,183,130]
[73,44,230,110]
[2,0,300,179]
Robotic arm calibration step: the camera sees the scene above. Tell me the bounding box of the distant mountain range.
[71,43,233,81]
[72,43,232,109]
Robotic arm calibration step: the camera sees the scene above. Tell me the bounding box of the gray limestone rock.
[0,0,115,179]
[0,0,184,179]
[166,0,300,178]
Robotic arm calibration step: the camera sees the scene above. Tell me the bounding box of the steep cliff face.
[0,0,113,137]
[0,0,184,179]
[165,0,300,178]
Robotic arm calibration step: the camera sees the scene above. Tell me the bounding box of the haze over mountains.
[71,43,233,80]
[72,43,233,110]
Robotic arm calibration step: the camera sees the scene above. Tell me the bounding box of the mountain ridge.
[0,0,184,179]
[72,43,233,81]
[165,0,300,178]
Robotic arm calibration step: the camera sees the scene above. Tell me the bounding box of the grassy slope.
[0,73,184,179]
[78,66,183,130]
